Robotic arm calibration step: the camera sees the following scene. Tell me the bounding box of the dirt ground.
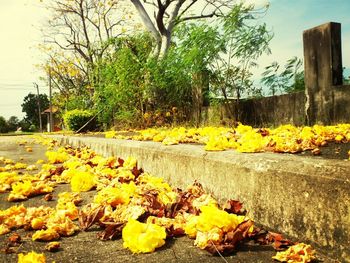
[0,136,336,263]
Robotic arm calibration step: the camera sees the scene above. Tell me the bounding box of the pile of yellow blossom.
[105,123,350,154]
[272,243,316,262]
[18,251,46,263]
[0,137,317,263]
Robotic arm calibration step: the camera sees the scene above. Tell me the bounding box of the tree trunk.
[192,71,209,127]
[130,0,162,58]
[159,33,171,59]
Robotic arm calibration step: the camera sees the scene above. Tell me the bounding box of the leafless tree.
[42,0,133,84]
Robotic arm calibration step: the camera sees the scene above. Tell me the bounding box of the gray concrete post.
[303,22,343,125]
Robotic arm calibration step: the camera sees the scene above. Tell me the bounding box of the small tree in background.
[21,93,50,130]
[0,116,9,133]
[63,109,96,132]
[261,57,304,96]
[7,116,20,132]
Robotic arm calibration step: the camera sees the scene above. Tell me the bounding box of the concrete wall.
[230,92,306,127]
[50,135,350,261]
[212,84,350,127]
[332,85,350,123]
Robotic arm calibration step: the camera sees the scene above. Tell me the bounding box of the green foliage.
[7,116,20,132]
[174,24,225,72]
[207,3,272,106]
[261,57,304,95]
[0,116,9,133]
[147,22,231,122]
[39,2,275,128]
[94,33,154,128]
[148,58,193,117]
[345,77,350,85]
[261,61,285,96]
[18,119,32,132]
[21,93,49,130]
[63,109,95,132]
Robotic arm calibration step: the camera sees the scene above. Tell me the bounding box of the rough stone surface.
[50,135,350,262]
[218,92,306,127]
[303,22,342,125]
[333,85,350,123]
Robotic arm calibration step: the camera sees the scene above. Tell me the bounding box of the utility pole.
[49,69,54,132]
[34,83,42,133]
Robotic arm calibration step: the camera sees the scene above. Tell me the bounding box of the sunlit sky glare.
[0,0,349,120]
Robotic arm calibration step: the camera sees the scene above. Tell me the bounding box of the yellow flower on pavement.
[122,219,166,253]
[32,228,60,241]
[18,251,46,263]
[46,149,70,164]
[70,171,95,192]
[94,187,130,207]
[272,243,316,262]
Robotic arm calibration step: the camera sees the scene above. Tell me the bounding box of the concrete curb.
[48,135,350,261]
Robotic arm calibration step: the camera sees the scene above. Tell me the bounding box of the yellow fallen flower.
[31,217,46,230]
[272,243,316,262]
[4,158,14,165]
[0,205,27,227]
[8,181,54,201]
[8,181,33,201]
[94,187,130,207]
[14,163,28,170]
[45,241,60,252]
[0,171,19,192]
[18,251,46,263]
[204,136,228,151]
[184,205,250,250]
[32,228,60,241]
[196,205,247,233]
[46,149,70,164]
[0,224,11,235]
[46,213,79,236]
[26,165,38,171]
[36,159,45,164]
[25,147,33,153]
[70,171,95,192]
[122,219,166,253]
[236,130,265,153]
[123,156,137,169]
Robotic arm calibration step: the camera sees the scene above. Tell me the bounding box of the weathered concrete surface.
[50,135,350,262]
[333,85,350,123]
[215,92,306,127]
[303,22,343,125]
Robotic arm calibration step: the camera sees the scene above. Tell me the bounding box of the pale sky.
[0,0,48,120]
[0,0,349,120]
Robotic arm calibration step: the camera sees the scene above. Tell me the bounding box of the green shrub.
[63,110,96,132]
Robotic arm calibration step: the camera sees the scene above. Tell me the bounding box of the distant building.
[42,106,61,132]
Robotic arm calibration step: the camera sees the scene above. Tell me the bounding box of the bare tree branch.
[131,0,161,41]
